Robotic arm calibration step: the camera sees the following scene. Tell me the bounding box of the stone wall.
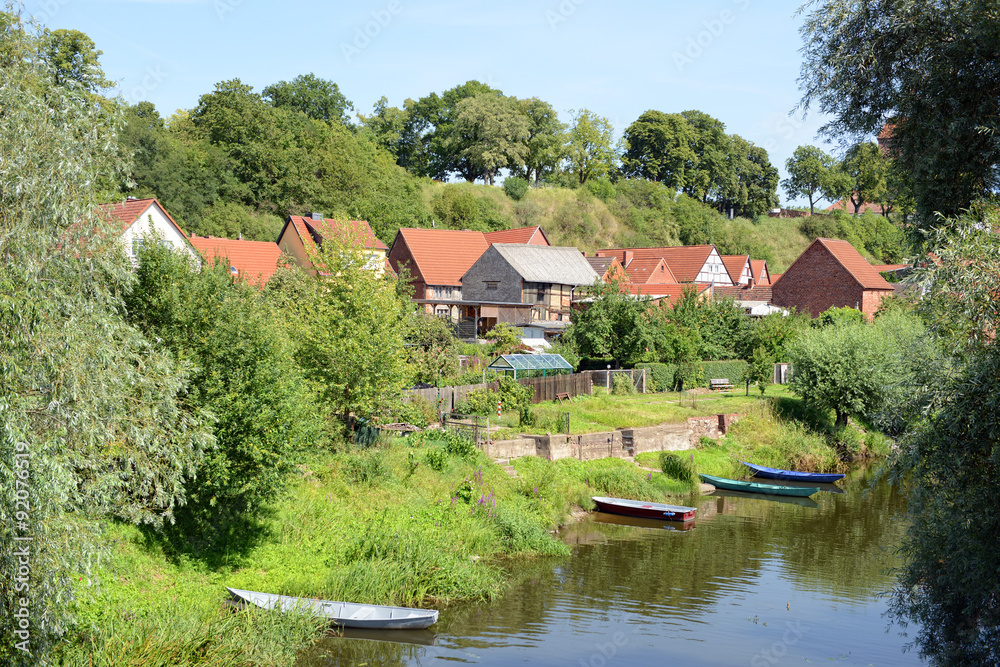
[487,413,742,462]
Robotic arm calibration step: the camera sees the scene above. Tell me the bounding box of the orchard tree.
[798,1,1000,227]
[783,145,838,214]
[565,108,616,184]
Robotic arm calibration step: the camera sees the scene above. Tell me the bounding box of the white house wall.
[119,203,197,262]
[696,248,734,285]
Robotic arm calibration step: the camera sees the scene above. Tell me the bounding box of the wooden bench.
[555,392,571,404]
[710,379,734,391]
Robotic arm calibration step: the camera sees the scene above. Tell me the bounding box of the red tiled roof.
[393,228,490,286]
[484,226,549,246]
[812,238,894,290]
[97,197,191,243]
[623,257,677,284]
[770,272,783,284]
[190,236,282,286]
[628,283,710,300]
[287,216,388,251]
[599,245,716,282]
[870,263,908,273]
[720,255,750,284]
[750,259,770,286]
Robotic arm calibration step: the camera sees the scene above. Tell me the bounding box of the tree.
[487,322,523,356]
[124,239,324,552]
[445,92,529,185]
[798,1,1000,227]
[291,240,411,426]
[783,145,838,215]
[841,142,888,215]
[620,110,697,189]
[262,73,353,126]
[721,136,779,219]
[1,19,210,663]
[746,347,774,395]
[358,95,409,156]
[886,216,1000,662]
[40,28,111,91]
[565,109,616,185]
[512,97,565,184]
[570,279,661,363]
[405,313,460,384]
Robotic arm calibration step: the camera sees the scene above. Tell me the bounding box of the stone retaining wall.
[485,413,742,462]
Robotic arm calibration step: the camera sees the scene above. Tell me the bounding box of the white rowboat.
[226,587,439,630]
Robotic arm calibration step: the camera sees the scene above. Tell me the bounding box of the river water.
[298,468,923,666]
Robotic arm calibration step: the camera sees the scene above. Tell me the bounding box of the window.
[485,281,498,291]
[536,284,546,302]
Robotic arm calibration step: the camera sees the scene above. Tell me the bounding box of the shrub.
[424,447,447,472]
[612,373,636,395]
[585,177,617,202]
[635,362,678,392]
[442,431,477,458]
[659,452,695,484]
[502,176,530,201]
[699,360,748,386]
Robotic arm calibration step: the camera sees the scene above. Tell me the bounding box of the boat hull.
[698,473,819,497]
[226,588,439,630]
[592,496,697,522]
[740,461,845,484]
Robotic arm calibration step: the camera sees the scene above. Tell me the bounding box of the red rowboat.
[591,496,697,522]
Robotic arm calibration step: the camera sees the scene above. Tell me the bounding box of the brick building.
[770,237,895,319]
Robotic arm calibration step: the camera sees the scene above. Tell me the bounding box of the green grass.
[526,385,792,435]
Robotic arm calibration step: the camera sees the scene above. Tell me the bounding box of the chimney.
[624,250,633,267]
[310,212,323,221]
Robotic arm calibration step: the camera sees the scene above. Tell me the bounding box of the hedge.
[635,360,749,391]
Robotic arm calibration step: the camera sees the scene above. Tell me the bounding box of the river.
[297,468,922,666]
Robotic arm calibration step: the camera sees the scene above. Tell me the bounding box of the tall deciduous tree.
[262,73,353,126]
[512,97,565,184]
[446,92,529,185]
[0,18,210,663]
[841,142,888,215]
[783,145,838,215]
[40,28,112,91]
[565,109,616,185]
[570,279,661,363]
[621,110,697,189]
[798,1,1000,227]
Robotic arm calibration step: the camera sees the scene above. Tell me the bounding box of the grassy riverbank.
[56,391,884,666]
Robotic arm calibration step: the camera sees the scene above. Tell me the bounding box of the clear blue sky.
[26,0,844,206]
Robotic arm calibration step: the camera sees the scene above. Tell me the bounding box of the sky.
[24,0,844,206]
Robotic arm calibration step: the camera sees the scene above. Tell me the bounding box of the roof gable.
[623,257,677,284]
[720,255,751,285]
[394,228,490,286]
[785,238,894,291]
[750,259,770,285]
[98,197,191,243]
[598,245,722,283]
[484,226,550,246]
[285,215,387,251]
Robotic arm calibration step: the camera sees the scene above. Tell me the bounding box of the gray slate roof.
[491,244,599,286]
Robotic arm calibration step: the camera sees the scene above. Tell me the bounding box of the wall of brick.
[771,242,866,317]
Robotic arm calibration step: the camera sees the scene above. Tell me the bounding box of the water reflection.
[297,468,922,666]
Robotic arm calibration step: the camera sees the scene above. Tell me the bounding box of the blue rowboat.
[740,461,845,484]
[699,473,819,497]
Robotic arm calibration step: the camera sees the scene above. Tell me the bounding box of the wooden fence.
[402,372,597,412]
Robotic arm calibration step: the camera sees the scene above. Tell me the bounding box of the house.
[387,228,491,318]
[189,235,282,287]
[622,257,677,285]
[277,213,388,276]
[484,225,550,246]
[97,197,198,263]
[770,237,895,320]
[720,255,752,286]
[596,245,735,286]
[585,255,628,285]
[461,244,599,324]
[750,259,771,286]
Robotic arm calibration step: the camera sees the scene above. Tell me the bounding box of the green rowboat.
[699,473,819,497]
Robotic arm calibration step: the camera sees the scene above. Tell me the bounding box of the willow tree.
[0,16,209,664]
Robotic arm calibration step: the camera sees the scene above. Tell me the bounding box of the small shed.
[487,354,573,379]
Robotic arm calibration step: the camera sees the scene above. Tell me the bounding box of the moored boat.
[226,587,439,630]
[740,461,845,484]
[591,496,697,522]
[698,473,819,497]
